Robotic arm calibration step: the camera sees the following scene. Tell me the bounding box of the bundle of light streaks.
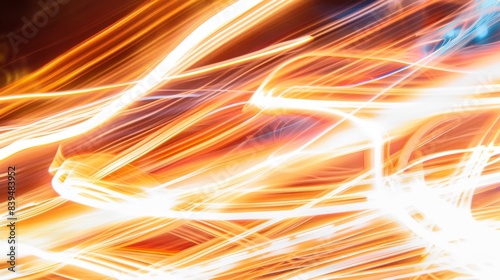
[1,0,500,279]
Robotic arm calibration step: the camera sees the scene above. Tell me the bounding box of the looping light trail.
[1,0,500,279]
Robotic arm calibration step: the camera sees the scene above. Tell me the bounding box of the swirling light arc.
[1,0,500,279]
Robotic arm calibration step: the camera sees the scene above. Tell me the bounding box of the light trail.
[1,0,499,279]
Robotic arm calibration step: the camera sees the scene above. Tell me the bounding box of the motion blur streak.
[1,0,500,279]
